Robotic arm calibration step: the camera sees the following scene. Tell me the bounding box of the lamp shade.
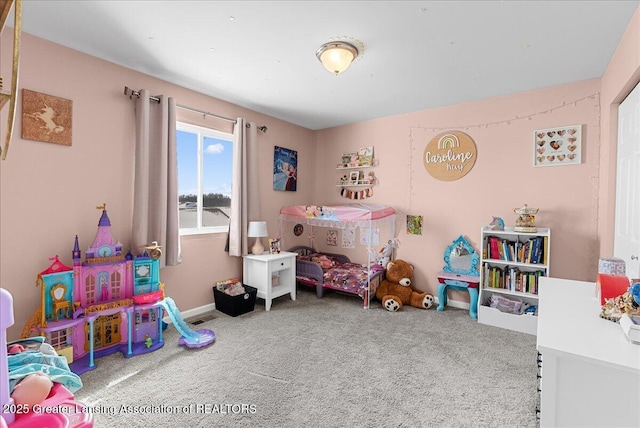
[316,41,359,75]
[248,221,268,238]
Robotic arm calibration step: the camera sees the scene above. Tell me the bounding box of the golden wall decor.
[21,88,73,146]
[423,130,478,181]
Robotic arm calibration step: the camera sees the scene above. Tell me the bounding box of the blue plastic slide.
[159,297,215,348]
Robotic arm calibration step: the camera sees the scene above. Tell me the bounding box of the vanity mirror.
[437,235,480,319]
[443,235,479,276]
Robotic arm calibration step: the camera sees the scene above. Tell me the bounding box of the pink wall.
[1,5,639,339]
[314,79,602,300]
[0,33,315,340]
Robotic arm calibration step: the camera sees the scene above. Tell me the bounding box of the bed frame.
[288,245,385,307]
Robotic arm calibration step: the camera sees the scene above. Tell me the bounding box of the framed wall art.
[327,229,338,246]
[534,124,582,167]
[406,215,423,235]
[22,89,73,146]
[273,146,297,191]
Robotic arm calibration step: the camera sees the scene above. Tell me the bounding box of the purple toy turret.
[73,235,82,265]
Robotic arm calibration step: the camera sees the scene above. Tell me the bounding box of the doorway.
[614,81,640,280]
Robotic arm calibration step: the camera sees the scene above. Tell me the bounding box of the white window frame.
[177,122,233,235]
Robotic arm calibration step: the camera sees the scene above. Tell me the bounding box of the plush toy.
[11,372,54,409]
[375,239,398,266]
[376,259,434,312]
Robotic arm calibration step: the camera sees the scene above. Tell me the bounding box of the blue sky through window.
[177,130,233,198]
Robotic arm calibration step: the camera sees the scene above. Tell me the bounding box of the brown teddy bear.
[376,259,434,312]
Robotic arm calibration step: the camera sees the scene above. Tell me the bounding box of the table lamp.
[248,221,268,255]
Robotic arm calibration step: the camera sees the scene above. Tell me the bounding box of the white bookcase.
[478,226,551,335]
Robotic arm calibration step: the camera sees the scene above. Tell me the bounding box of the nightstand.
[242,251,296,311]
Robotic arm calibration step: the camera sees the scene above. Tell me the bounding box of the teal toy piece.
[159,298,215,348]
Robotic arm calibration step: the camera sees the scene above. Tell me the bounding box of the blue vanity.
[436,235,480,319]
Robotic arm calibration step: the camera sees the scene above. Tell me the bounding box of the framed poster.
[273,146,298,191]
[534,124,582,167]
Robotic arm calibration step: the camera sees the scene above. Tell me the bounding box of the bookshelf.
[477,226,551,335]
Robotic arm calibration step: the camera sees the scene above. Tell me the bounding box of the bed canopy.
[279,203,397,256]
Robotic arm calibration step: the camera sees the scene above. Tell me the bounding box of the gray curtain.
[228,119,260,256]
[132,89,181,267]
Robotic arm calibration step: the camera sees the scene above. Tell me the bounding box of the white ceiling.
[10,0,640,130]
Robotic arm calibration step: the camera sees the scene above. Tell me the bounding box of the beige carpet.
[75,288,539,428]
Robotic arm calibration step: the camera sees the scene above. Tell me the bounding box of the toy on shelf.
[1,288,93,428]
[21,204,215,376]
[488,216,504,231]
[513,204,539,233]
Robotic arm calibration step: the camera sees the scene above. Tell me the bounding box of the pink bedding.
[297,252,385,298]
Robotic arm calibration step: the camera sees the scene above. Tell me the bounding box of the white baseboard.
[434,297,470,310]
[163,299,469,323]
[163,302,216,324]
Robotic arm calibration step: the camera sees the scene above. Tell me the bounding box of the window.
[176,122,233,235]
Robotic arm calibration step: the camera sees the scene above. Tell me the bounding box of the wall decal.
[21,89,72,146]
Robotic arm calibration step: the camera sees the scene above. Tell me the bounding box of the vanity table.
[436,235,480,319]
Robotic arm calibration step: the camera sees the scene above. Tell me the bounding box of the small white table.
[242,251,296,311]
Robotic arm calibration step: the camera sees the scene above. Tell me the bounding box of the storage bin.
[213,285,257,317]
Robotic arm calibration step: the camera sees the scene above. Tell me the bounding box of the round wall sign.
[423,131,477,181]
[293,224,304,236]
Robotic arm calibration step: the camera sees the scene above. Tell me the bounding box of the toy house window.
[85,275,96,305]
[49,329,68,349]
[176,122,233,235]
[111,270,121,299]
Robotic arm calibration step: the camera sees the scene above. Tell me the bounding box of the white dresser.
[242,251,296,311]
[536,277,640,427]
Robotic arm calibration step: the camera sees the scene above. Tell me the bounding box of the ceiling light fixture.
[316,40,360,75]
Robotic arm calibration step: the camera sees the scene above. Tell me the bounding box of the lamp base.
[251,239,264,255]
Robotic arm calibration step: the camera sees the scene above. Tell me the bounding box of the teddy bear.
[376,259,434,312]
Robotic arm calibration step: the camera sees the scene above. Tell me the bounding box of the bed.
[288,245,386,307]
[279,204,396,309]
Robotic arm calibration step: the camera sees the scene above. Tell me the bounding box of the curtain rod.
[123,86,237,124]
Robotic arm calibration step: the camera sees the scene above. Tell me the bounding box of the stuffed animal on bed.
[376,259,434,312]
[376,239,398,266]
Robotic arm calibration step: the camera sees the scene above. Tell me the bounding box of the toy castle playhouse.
[22,204,214,375]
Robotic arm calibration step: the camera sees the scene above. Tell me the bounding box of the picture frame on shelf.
[349,171,360,184]
[341,152,357,168]
[268,238,281,254]
[358,146,373,166]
